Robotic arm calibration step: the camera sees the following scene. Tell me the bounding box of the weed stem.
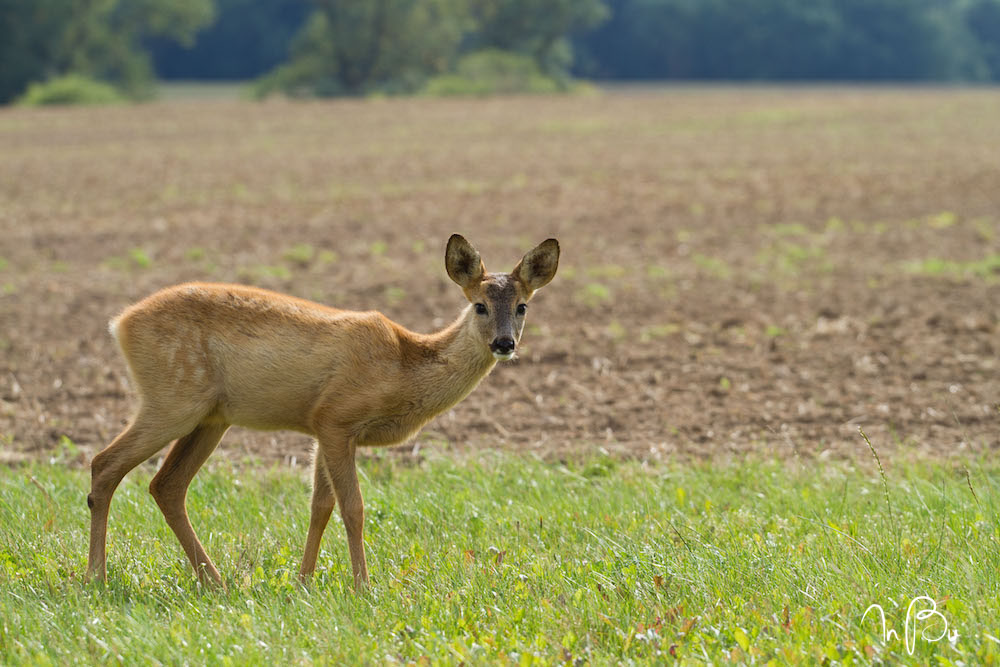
[859,427,894,529]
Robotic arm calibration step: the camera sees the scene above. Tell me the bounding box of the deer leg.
[299,445,336,581]
[322,440,369,591]
[149,423,229,586]
[87,413,198,582]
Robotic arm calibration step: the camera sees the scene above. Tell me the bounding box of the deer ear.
[446,234,486,289]
[512,238,560,292]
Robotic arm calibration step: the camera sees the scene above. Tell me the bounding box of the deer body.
[113,283,496,441]
[86,235,559,589]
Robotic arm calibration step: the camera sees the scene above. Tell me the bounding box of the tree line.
[582,0,1000,81]
[3,0,1000,103]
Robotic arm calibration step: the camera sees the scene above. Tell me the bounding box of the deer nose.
[490,336,516,355]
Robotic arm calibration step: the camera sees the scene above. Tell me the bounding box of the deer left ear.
[512,238,560,292]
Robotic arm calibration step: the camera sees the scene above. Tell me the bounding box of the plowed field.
[2,87,998,465]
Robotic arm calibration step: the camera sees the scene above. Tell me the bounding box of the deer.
[85,234,559,590]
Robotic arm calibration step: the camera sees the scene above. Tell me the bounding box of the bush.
[17,75,125,106]
[423,49,563,96]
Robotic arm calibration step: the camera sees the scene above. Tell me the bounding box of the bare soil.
[1,88,997,466]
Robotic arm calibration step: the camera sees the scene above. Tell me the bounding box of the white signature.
[861,596,958,655]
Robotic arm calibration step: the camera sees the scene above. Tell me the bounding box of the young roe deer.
[86,234,559,590]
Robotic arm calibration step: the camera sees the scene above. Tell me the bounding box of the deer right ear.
[446,234,486,289]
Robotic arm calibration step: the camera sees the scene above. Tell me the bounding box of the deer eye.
[474,303,488,316]
[516,303,527,316]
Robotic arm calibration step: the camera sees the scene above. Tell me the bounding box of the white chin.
[492,351,516,361]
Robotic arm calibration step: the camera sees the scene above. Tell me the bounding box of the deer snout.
[490,336,516,359]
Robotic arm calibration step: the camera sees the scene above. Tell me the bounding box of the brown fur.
[86,235,559,590]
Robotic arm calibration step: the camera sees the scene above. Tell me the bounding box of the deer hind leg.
[149,423,229,586]
[86,409,202,583]
[299,445,336,581]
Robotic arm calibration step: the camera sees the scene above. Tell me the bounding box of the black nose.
[490,336,515,355]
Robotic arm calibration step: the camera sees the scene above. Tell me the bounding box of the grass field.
[2,447,1000,664]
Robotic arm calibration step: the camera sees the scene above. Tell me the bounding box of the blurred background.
[3,0,1000,104]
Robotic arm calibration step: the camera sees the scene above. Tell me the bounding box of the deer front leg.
[318,437,369,591]
[299,445,336,581]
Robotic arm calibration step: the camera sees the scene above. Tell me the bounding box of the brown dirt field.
[1,87,998,466]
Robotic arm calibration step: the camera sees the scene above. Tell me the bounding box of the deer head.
[445,234,560,361]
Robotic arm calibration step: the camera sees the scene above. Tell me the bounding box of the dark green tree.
[467,0,609,77]
[0,0,213,103]
[576,0,989,81]
[691,0,842,79]
[831,0,960,79]
[577,0,843,79]
[257,0,470,96]
[256,0,610,96]
[147,0,308,80]
[967,0,1000,79]
[0,0,65,102]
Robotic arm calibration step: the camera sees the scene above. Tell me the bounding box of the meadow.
[0,87,998,663]
[3,448,1000,664]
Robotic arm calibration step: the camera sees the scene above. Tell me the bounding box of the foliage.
[422,49,562,96]
[0,0,64,104]
[966,0,1000,79]
[467,0,610,78]
[146,0,309,80]
[16,75,125,106]
[212,0,1000,88]
[576,0,1000,80]
[256,0,471,97]
[255,0,608,98]
[0,0,214,103]
[2,452,1000,662]
[8,0,1000,104]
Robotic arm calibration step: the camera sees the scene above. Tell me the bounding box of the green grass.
[575,282,612,308]
[101,248,153,272]
[283,243,317,267]
[904,254,1000,281]
[691,253,732,280]
[2,451,1000,664]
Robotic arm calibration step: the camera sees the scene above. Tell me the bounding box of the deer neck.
[416,306,497,410]
[436,305,497,380]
